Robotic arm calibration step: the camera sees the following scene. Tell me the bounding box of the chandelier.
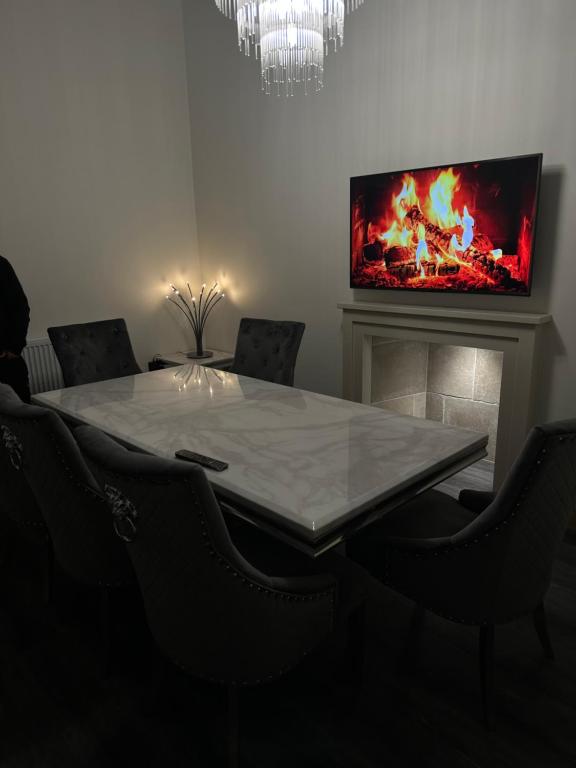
[214,0,364,95]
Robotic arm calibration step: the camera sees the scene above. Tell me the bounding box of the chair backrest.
[0,385,43,528]
[450,419,576,621]
[0,383,132,586]
[230,318,305,386]
[47,318,141,387]
[75,425,336,685]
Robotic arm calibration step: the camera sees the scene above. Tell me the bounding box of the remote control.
[175,449,229,472]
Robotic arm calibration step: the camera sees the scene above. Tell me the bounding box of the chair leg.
[399,603,426,672]
[479,625,495,730]
[42,536,55,608]
[533,602,554,660]
[227,684,239,768]
[99,586,112,675]
[408,603,426,652]
[344,603,367,688]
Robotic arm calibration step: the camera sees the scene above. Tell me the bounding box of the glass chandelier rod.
[213,0,364,96]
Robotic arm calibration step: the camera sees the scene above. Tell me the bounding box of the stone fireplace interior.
[371,340,503,463]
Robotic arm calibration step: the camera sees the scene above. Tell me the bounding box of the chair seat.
[346,489,477,577]
[458,489,496,514]
[365,489,476,538]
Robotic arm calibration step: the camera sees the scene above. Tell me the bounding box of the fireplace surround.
[338,302,552,487]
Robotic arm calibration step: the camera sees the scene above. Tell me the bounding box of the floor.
[1,485,575,768]
[436,458,494,499]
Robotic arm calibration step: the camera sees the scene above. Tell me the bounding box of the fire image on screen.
[350,154,541,294]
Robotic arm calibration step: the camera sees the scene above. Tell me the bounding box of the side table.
[149,349,234,371]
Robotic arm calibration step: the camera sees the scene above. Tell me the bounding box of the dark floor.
[1,507,575,767]
[436,458,494,499]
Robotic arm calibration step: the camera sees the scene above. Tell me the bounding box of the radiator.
[22,337,64,395]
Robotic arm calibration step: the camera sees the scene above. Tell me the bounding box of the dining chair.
[47,318,141,387]
[0,383,52,599]
[0,383,134,663]
[347,419,576,728]
[75,424,369,768]
[209,317,305,386]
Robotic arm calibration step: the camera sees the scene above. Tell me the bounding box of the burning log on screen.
[437,262,460,276]
[405,205,456,254]
[403,204,516,286]
[421,261,437,277]
[388,264,417,280]
[383,246,414,267]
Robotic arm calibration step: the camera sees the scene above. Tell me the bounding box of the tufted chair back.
[48,318,141,387]
[0,385,44,529]
[0,384,132,587]
[229,318,305,386]
[75,424,336,685]
[387,420,576,624]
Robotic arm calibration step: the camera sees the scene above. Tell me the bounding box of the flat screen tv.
[350,153,542,295]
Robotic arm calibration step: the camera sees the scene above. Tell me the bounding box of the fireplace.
[338,302,552,488]
[371,341,503,462]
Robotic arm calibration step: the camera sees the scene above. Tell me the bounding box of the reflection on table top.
[34,365,488,546]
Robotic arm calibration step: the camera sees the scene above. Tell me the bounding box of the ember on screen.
[350,154,542,295]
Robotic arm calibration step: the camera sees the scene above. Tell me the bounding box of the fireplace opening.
[371,339,503,490]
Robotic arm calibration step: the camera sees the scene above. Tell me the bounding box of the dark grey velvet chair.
[0,383,53,602]
[75,424,368,767]
[0,385,45,532]
[347,419,576,727]
[0,383,134,657]
[210,318,305,386]
[48,318,141,387]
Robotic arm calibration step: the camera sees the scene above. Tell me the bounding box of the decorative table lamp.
[166,282,225,359]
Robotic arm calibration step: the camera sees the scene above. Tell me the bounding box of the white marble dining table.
[33,364,488,556]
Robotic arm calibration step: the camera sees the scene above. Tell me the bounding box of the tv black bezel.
[349,152,543,297]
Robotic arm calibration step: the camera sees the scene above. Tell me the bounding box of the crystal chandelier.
[214,0,364,95]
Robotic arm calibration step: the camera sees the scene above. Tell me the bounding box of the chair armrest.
[458,489,496,514]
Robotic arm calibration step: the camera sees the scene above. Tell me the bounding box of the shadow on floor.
[0,518,575,768]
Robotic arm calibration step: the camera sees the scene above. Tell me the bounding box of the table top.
[33,366,488,550]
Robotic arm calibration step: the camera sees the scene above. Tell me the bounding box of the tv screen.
[350,153,542,295]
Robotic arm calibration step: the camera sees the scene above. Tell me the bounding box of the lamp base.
[186,350,214,360]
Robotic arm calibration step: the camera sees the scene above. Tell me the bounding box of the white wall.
[183,0,576,422]
[0,0,201,365]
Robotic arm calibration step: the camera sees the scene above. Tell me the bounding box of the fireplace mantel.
[338,301,552,487]
[337,302,551,326]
